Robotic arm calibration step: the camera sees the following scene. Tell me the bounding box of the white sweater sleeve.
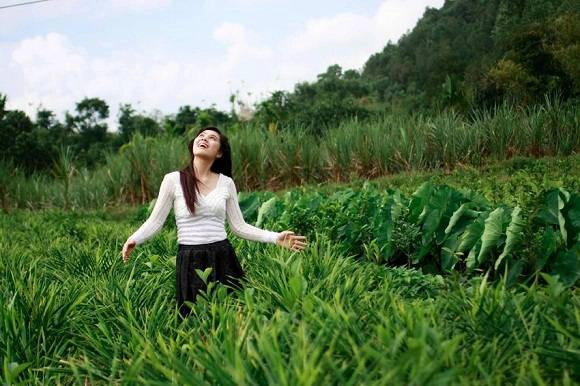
[226,178,280,244]
[128,173,174,246]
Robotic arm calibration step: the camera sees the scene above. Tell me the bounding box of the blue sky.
[0,0,444,129]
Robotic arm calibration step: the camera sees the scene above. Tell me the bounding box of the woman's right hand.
[276,230,307,251]
[122,239,136,263]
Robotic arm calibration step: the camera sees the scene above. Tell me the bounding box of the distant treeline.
[0,95,234,173]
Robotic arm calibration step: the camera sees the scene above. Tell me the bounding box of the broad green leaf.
[458,212,488,252]
[565,193,580,229]
[563,193,580,245]
[459,189,491,210]
[421,187,453,243]
[239,192,272,222]
[409,182,433,223]
[536,189,563,225]
[441,232,460,271]
[441,204,480,247]
[536,188,569,242]
[506,260,525,287]
[445,203,469,235]
[412,243,431,265]
[256,197,280,227]
[536,227,562,270]
[550,242,580,287]
[557,190,568,244]
[373,197,400,261]
[466,243,479,271]
[478,207,506,266]
[495,206,525,270]
[390,190,404,220]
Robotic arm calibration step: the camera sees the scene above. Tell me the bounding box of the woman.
[121,126,307,319]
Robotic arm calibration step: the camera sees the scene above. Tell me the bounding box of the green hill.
[254,0,579,130]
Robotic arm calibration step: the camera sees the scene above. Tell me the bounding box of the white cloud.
[4,32,224,129]
[283,0,445,74]
[213,22,273,71]
[12,33,87,87]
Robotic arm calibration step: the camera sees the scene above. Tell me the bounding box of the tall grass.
[52,146,76,210]
[1,97,578,209]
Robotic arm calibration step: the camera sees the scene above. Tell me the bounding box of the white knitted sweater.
[128,171,280,246]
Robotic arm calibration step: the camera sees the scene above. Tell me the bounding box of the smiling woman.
[121,126,307,319]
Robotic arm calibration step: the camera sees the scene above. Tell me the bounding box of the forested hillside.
[254,0,579,130]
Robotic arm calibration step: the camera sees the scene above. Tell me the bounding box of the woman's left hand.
[276,231,307,251]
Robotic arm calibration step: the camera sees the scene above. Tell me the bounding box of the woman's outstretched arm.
[122,173,175,262]
[225,177,281,243]
[225,177,307,251]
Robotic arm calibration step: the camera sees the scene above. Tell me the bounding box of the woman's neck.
[193,157,214,179]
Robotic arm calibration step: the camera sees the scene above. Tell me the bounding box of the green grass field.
[1,156,579,385]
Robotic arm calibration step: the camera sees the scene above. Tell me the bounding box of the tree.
[0,106,55,173]
[65,97,111,167]
[549,13,580,93]
[117,103,161,146]
[195,106,231,128]
[72,97,109,132]
[168,105,197,136]
[35,108,72,148]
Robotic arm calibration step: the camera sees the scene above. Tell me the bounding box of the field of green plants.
[1,156,578,385]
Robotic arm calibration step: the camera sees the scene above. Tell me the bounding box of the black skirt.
[176,238,245,318]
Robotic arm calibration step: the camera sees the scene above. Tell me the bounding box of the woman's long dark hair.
[179,126,232,215]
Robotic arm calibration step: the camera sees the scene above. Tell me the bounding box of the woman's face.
[193,129,222,160]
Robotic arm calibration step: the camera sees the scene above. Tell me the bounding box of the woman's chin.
[193,150,214,159]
